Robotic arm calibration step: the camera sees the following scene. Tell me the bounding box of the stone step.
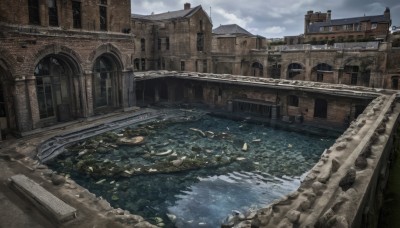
[9,174,76,223]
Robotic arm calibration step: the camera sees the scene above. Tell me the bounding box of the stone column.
[14,78,33,132]
[154,85,160,103]
[122,69,136,110]
[77,73,89,118]
[25,76,40,130]
[333,69,340,84]
[84,71,94,116]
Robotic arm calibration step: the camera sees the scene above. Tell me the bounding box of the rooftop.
[132,5,202,21]
[213,24,254,36]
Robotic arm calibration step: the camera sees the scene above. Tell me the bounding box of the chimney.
[184,3,191,10]
[327,10,331,22]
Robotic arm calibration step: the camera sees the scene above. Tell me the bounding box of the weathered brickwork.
[0,0,135,135]
[131,4,212,73]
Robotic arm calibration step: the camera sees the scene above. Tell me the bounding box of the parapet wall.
[234,94,399,228]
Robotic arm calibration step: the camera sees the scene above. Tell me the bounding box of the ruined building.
[212,24,268,76]
[131,3,212,72]
[0,0,136,135]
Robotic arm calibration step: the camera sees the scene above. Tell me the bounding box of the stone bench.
[9,174,76,222]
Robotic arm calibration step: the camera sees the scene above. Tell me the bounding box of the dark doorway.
[314,98,327,118]
[194,85,203,100]
[392,76,399,90]
[354,105,366,119]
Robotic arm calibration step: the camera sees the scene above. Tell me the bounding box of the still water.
[49,112,336,227]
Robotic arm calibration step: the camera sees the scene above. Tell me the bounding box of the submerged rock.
[242,143,248,151]
[117,136,145,146]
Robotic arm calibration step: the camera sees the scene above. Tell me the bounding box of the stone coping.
[9,174,77,223]
[134,70,388,99]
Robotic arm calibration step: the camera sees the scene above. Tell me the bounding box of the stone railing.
[134,71,384,99]
[269,41,380,52]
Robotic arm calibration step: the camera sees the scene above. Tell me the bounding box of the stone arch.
[311,63,333,83]
[89,43,124,71]
[391,75,400,90]
[341,57,372,87]
[0,48,18,78]
[33,44,84,75]
[251,62,264,77]
[0,56,18,134]
[287,62,305,80]
[92,53,124,111]
[34,53,85,121]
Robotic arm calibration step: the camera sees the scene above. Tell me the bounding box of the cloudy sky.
[131,0,400,38]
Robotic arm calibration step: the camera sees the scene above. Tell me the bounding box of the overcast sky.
[131,0,400,38]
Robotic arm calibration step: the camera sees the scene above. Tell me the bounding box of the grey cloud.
[131,0,400,37]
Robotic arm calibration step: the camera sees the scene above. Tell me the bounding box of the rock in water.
[190,128,206,137]
[242,143,248,151]
[117,136,145,146]
[172,159,183,167]
[339,168,356,191]
[156,149,172,156]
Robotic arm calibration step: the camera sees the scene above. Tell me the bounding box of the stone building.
[211,24,268,76]
[131,3,212,72]
[304,8,391,43]
[0,0,136,136]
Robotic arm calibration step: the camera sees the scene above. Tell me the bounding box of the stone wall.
[0,0,131,32]
[0,24,136,132]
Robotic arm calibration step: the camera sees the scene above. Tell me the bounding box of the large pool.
[49,111,336,227]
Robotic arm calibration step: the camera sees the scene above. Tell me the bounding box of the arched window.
[288,63,303,78]
[35,57,70,119]
[93,56,115,108]
[251,62,263,77]
[315,63,332,82]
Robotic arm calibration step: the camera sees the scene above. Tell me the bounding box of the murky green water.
[49,112,336,227]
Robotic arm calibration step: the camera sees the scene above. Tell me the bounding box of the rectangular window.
[72,1,82,29]
[197,33,204,51]
[28,0,40,25]
[100,0,107,4]
[141,39,145,52]
[317,73,324,82]
[99,6,107,31]
[158,38,162,50]
[48,0,58,26]
[371,23,377,30]
[288,95,299,107]
[166,37,170,50]
[181,61,185,71]
[203,60,207,73]
[351,74,358,85]
[141,59,146,71]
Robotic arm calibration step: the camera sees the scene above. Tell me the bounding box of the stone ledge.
[9,174,77,223]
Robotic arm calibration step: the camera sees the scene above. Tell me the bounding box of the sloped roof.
[308,15,390,33]
[132,5,202,21]
[213,24,254,36]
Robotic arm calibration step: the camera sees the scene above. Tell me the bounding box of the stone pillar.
[14,78,33,132]
[77,74,88,118]
[122,70,136,110]
[271,105,278,120]
[84,71,94,116]
[333,69,340,84]
[154,85,160,103]
[25,76,40,130]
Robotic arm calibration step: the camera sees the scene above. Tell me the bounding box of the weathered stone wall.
[0,0,131,32]
[0,25,135,132]
[131,7,212,73]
